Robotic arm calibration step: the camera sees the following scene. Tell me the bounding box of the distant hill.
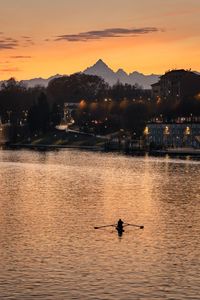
[20,74,61,88]
[0,75,62,89]
[84,59,160,89]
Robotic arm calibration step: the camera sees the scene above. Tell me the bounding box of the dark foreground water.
[0,150,200,300]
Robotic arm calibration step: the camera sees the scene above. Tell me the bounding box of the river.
[0,150,200,299]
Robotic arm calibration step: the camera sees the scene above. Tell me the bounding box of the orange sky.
[1,0,200,80]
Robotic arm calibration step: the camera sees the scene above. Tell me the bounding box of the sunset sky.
[1,0,200,80]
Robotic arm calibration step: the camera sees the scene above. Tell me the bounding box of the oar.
[124,223,144,229]
[94,224,116,229]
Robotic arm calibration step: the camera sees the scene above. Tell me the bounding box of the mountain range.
[84,59,160,89]
[1,59,162,89]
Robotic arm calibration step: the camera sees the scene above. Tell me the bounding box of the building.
[152,69,200,103]
[144,122,200,148]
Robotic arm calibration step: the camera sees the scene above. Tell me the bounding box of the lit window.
[185,126,190,135]
[164,126,170,135]
[144,126,149,135]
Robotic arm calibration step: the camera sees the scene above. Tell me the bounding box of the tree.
[0,78,27,123]
[51,102,62,127]
[47,73,108,104]
[27,92,50,134]
[122,101,149,136]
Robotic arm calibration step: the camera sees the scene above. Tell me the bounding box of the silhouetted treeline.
[156,95,200,120]
[27,93,50,134]
[74,99,151,135]
[47,74,151,103]
[47,73,109,103]
[0,73,200,136]
[0,78,45,124]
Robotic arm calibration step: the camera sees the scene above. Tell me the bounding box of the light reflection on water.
[0,150,200,300]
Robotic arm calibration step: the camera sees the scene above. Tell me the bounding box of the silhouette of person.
[117,219,124,230]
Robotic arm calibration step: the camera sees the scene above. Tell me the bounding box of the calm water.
[0,150,200,300]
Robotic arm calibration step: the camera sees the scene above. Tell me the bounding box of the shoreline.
[150,148,200,156]
[5,143,104,152]
[3,143,200,158]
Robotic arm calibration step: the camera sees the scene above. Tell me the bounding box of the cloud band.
[56,27,160,42]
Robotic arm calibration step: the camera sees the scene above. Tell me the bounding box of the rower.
[117,218,124,230]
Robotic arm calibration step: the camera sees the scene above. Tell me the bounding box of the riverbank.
[8,143,104,151]
[3,129,200,158]
[6,129,107,151]
[150,147,200,156]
